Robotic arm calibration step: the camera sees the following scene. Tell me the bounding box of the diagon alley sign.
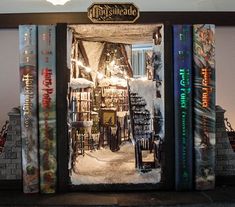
[88,3,139,23]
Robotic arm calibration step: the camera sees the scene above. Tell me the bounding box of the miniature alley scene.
[66,24,165,185]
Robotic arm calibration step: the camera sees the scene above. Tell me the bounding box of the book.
[173,25,193,190]
[193,24,216,190]
[19,25,39,193]
[38,25,57,193]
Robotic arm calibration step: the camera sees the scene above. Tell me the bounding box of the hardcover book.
[19,25,39,193]
[173,25,193,190]
[38,25,57,193]
[193,24,216,190]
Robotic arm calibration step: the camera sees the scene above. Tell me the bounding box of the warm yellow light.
[85,67,92,73]
[140,76,148,81]
[76,60,83,66]
[46,0,70,5]
[110,60,116,67]
[71,59,93,73]
[110,76,119,84]
[97,72,104,80]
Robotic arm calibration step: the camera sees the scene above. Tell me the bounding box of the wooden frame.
[0,11,234,192]
[1,12,235,27]
[101,110,117,126]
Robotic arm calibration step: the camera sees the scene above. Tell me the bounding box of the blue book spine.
[193,24,216,190]
[173,25,193,190]
[19,25,39,193]
[38,25,57,193]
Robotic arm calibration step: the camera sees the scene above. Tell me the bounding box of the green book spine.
[173,25,193,190]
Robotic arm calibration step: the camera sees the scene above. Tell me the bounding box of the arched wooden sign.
[88,3,139,23]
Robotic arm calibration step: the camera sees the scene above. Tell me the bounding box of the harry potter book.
[173,25,193,190]
[193,24,216,190]
[38,25,57,193]
[19,25,39,193]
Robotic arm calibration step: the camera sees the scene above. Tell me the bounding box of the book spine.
[19,25,39,193]
[193,24,216,190]
[173,25,193,190]
[38,25,57,193]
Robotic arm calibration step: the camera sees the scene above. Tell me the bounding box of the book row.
[15,24,234,193]
[19,25,56,193]
[174,24,215,190]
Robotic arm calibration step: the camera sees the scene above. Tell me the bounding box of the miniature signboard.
[88,3,139,23]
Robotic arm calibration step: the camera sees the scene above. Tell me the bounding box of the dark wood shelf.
[0,186,235,206]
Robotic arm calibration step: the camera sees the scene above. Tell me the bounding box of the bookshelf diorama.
[0,11,235,193]
[0,22,172,192]
[67,24,165,187]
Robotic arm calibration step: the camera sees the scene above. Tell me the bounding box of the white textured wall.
[216,27,235,128]
[0,0,235,13]
[0,29,19,128]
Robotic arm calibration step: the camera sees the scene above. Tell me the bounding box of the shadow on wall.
[0,29,19,128]
[215,27,235,129]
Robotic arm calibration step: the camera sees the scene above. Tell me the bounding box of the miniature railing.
[0,121,9,154]
[225,118,235,152]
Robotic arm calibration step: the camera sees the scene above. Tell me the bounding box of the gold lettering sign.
[88,3,139,23]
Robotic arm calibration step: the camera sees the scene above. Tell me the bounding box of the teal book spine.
[173,25,193,190]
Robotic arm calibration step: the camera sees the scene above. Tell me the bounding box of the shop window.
[132,44,153,78]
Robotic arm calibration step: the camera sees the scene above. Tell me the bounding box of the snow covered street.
[71,141,161,185]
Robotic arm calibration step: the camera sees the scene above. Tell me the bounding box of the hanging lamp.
[46,0,70,5]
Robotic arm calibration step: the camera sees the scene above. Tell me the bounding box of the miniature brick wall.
[2,104,235,179]
[216,105,235,176]
[0,107,22,180]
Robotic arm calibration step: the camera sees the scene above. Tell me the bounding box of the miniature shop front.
[66,24,165,186]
